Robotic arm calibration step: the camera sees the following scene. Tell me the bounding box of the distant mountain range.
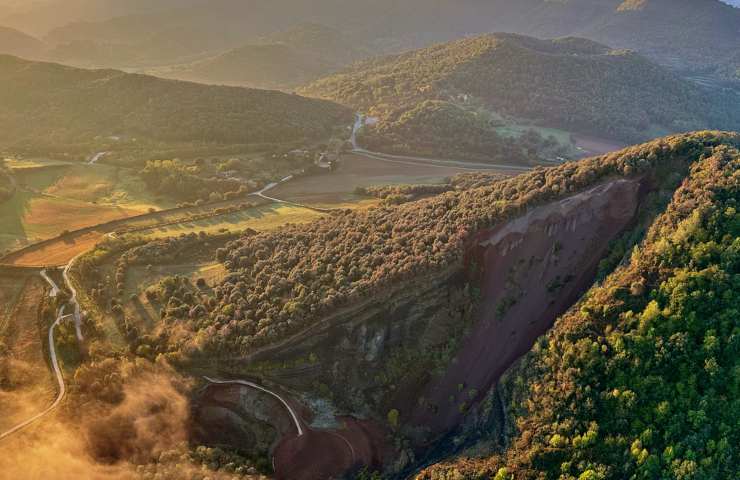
[149,23,371,90]
[302,33,740,150]
[0,0,202,36]
[17,0,738,76]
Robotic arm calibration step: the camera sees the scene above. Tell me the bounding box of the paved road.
[0,278,70,441]
[203,376,304,436]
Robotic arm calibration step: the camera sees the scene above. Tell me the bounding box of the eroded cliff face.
[196,178,646,476]
[412,178,642,434]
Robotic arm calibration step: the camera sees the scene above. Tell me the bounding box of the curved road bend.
[88,151,108,165]
[62,254,86,342]
[0,275,70,441]
[351,114,532,173]
[203,377,305,436]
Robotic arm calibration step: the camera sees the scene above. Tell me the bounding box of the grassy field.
[134,203,326,239]
[2,155,388,266]
[1,196,270,267]
[269,153,467,204]
[0,158,173,253]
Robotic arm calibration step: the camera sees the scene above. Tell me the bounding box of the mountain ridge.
[302,33,740,155]
[0,54,352,153]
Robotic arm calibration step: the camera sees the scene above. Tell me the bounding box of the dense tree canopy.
[419,140,740,479]
[134,132,739,364]
[0,160,14,204]
[303,34,740,152]
[0,55,352,152]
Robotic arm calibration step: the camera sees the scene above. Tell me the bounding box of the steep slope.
[0,55,351,153]
[302,34,740,155]
[0,26,45,58]
[418,139,740,479]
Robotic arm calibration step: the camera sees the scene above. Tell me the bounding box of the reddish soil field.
[273,417,385,480]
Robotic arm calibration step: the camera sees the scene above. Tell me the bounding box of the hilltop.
[302,34,740,159]
[0,25,45,58]
[156,24,370,90]
[0,55,352,154]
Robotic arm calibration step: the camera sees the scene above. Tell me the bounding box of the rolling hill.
[0,25,45,58]
[154,24,370,90]
[0,54,351,154]
[0,0,202,35]
[302,34,740,156]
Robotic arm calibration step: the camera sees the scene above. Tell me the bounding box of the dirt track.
[0,274,67,441]
[199,379,384,480]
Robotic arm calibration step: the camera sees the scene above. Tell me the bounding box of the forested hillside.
[302,34,740,158]
[0,55,351,153]
[101,131,739,362]
[419,136,740,479]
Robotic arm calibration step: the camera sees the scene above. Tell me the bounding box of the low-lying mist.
[0,360,254,479]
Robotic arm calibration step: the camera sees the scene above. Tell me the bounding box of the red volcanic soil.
[412,178,643,433]
[273,418,385,480]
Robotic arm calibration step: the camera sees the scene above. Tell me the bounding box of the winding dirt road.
[0,277,69,441]
[251,176,335,213]
[40,269,60,298]
[203,376,304,436]
[88,151,108,165]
